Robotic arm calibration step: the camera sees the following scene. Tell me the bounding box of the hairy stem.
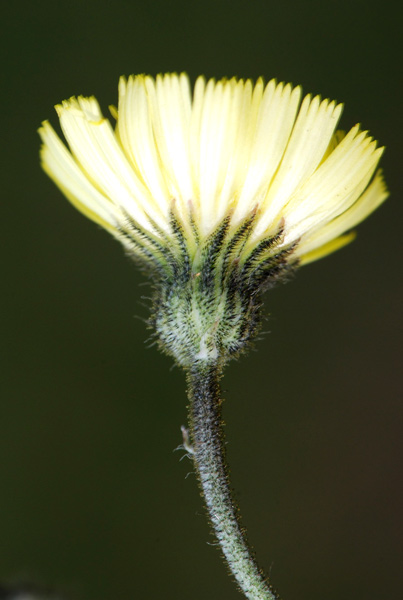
[187,361,279,600]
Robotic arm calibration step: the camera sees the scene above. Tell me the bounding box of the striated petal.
[117,76,170,214]
[234,81,302,225]
[197,78,251,232]
[283,129,384,244]
[56,97,168,233]
[298,232,357,265]
[144,73,194,217]
[297,170,388,260]
[215,78,255,222]
[39,121,120,230]
[255,95,343,238]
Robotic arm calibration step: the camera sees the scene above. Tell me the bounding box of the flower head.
[40,73,387,264]
[39,73,388,365]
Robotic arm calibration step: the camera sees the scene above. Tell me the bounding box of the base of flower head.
[119,206,298,368]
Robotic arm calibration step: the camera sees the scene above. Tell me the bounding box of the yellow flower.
[39,73,388,268]
[38,74,391,598]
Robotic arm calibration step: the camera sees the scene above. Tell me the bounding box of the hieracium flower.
[39,73,388,600]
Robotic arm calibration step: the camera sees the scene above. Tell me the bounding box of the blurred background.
[1,0,402,599]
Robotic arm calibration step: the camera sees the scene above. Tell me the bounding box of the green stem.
[187,361,279,600]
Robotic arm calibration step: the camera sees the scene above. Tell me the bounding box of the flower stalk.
[187,360,278,600]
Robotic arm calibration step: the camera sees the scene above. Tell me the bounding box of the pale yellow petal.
[299,232,356,265]
[283,131,384,244]
[39,121,119,230]
[145,73,194,215]
[234,81,302,225]
[296,170,388,258]
[117,76,170,214]
[254,95,343,237]
[56,98,167,232]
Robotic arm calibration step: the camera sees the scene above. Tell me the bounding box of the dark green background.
[1,1,402,599]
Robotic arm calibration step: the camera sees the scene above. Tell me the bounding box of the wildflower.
[39,73,388,600]
[39,75,387,367]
